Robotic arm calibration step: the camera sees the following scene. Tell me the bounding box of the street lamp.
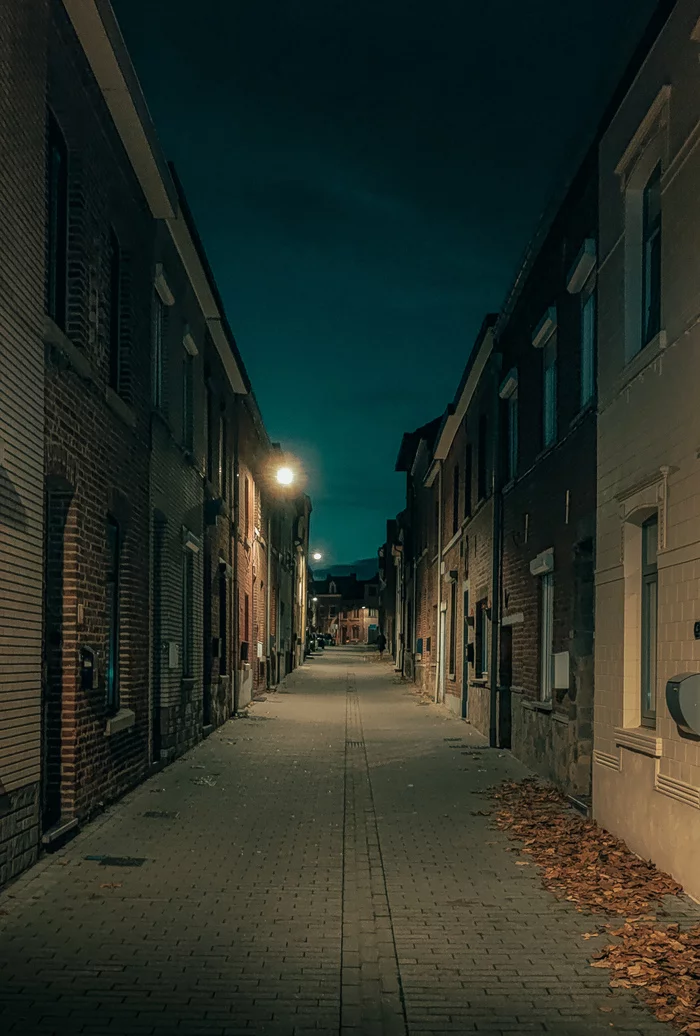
[312,551,322,561]
[276,466,295,486]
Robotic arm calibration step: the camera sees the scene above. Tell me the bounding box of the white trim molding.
[154,263,175,306]
[566,239,596,294]
[183,326,198,356]
[182,528,202,554]
[499,368,518,400]
[655,771,700,809]
[615,84,672,187]
[501,612,524,627]
[593,748,622,771]
[532,307,557,349]
[529,547,554,577]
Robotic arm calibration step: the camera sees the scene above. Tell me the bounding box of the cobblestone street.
[0,648,682,1035]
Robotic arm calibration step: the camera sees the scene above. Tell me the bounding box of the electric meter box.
[666,672,700,736]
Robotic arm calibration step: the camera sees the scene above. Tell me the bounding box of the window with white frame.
[475,597,489,678]
[499,368,518,483]
[640,515,658,727]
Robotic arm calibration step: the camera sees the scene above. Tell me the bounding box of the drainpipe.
[489,352,503,747]
[266,511,272,688]
[232,397,240,715]
[434,460,444,704]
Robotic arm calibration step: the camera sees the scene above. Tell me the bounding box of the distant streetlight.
[276,466,294,486]
[312,597,318,602]
[312,551,322,561]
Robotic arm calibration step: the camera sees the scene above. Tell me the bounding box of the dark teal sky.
[112,0,656,566]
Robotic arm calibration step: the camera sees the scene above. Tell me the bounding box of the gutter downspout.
[266,511,272,689]
[232,397,241,716]
[489,352,503,747]
[434,460,444,704]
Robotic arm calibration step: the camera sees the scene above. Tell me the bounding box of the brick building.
[495,148,598,801]
[593,0,700,902]
[0,0,48,886]
[312,575,379,645]
[0,0,313,888]
[394,418,441,689]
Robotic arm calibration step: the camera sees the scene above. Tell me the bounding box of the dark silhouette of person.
[376,632,387,658]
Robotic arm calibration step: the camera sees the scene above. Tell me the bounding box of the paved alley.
[0,649,678,1036]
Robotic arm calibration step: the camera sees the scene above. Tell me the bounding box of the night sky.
[112,0,656,567]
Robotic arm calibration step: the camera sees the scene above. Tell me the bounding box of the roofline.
[62,0,249,396]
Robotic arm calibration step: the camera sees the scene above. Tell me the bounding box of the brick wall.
[42,1,153,823]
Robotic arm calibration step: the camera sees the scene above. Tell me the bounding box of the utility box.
[666,673,700,736]
[553,651,569,690]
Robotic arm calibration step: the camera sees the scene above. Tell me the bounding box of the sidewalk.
[0,648,688,1035]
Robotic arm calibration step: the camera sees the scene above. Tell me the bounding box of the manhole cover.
[143,811,179,820]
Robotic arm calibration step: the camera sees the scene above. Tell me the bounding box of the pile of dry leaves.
[591,923,700,1033]
[490,776,682,915]
[490,777,700,1031]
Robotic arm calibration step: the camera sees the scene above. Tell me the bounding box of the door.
[437,608,446,702]
[151,514,165,763]
[42,486,72,831]
[461,590,469,719]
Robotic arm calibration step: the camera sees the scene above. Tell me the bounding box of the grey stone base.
[0,783,40,889]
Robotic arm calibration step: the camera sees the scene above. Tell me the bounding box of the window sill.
[569,400,595,431]
[105,387,136,429]
[616,330,667,394]
[470,677,489,687]
[105,708,136,737]
[614,726,662,758]
[521,699,553,714]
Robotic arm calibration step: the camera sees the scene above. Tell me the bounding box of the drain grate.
[85,855,147,867]
[143,810,179,820]
[346,740,364,748]
[444,737,463,742]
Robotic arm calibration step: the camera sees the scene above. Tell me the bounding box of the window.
[452,464,460,535]
[434,499,440,547]
[507,390,518,480]
[329,580,337,594]
[641,516,658,726]
[243,476,250,538]
[369,608,378,618]
[542,337,557,447]
[540,572,554,702]
[152,292,165,410]
[477,416,489,500]
[182,351,194,452]
[108,229,122,392]
[47,114,68,329]
[219,414,227,499]
[182,550,194,678]
[105,517,121,712]
[219,568,228,677]
[580,290,596,407]
[475,598,489,678]
[353,609,360,619]
[448,581,457,676]
[642,164,661,347]
[330,606,337,617]
[464,444,472,518]
[206,387,214,482]
[244,592,250,642]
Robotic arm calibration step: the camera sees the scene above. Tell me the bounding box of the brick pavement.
[0,647,692,1035]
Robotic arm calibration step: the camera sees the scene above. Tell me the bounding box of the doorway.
[499,625,513,749]
[151,513,166,763]
[461,590,469,719]
[437,608,446,702]
[42,484,73,831]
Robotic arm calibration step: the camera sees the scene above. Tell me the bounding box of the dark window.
[580,289,596,407]
[464,444,472,518]
[219,413,227,499]
[475,598,489,679]
[641,516,658,727]
[219,569,228,676]
[206,387,214,482]
[452,464,460,535]
[183,351,194,452]
[477,416,488,500]
[543,337,557,447]
[105,517,121,712]
[182,550,194,678]
[448,581,457,675]
[47,114,68,329]
[642,164,662,346]
[152,292,165,410]
[244,476,250,538]
[108,229,122,392]
[507,390,518,481]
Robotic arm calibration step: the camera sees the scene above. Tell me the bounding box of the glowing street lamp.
[312,551,323,561]
[276,466,295,486]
